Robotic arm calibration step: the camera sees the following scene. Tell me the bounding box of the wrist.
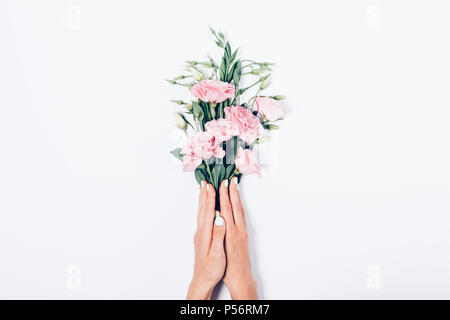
[225,277,258,300]
[186,278,216,300]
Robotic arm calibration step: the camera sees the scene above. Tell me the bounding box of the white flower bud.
[174,112,187,130]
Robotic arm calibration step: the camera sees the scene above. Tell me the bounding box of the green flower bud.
[166,79,177,84]
[251,69,263,75]
[256,136,271,144]
[271,95,286,100]
[174,112,187,130]
[171,100,185,105]
[260,76,271,90]
[185,104,193,111]
[198,62,214,68]
[265,124,279,130]
[186,60,198,66]
[186,67,204,81]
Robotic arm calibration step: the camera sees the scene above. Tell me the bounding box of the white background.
[1,0,450,299]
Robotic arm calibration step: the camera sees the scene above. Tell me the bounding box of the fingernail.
[207,184,210,191]
[215,210,220,219]
[201,181,204,188]
[233,177,239,191]
[224,179,229,187]
[215,216,224,226]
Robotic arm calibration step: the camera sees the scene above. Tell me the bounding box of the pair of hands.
[186,177,258,300]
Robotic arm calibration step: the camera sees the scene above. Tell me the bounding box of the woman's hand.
[187,181,226,300]
[219,177,258,300]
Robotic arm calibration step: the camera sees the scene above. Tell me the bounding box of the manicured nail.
[224,179,229,187]
[201,181,204,188]
[215,216,224,226]
[215,210,220,219]
[207,184,210,191]
[233,177,239,191]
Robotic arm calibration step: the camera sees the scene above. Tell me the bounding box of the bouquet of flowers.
[168,28,286,207]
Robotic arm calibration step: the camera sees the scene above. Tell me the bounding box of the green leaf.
[225,42,232,60]
[211,164,226,190]
[230,48,239,63]
[228,59,241,83]
[195,167,207,186]
[233,60,241,85]
[209,26,217,37]
[215,40,224,48]
[219,56,227,81]
[225,164,235,180]
[192,101,204,122]
[170,148,184,161]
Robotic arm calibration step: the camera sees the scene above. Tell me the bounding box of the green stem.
[187,121,196,132]
[250,88,261,109]
[240,79,262,95]
[171,81,192,89]
[194,120,199,132]
[210,103,216,119]
[219,102,224,118]
[205,161,213,183]
[241,62,260,69]
[241,59,258,64]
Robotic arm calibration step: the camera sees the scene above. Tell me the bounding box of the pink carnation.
[205,118,239,143]
[191,80,235,104]
[225,105,264,144]
[235,147,261,177]
[255,97,286,121]
[181,131,225,172]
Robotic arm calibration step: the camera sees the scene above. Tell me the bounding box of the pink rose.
[205,118,239,143]
[225,105,264,144]
[235,147,261,177]
[181,131,225,172]
[255,97,286,121]
[191,80,235,104]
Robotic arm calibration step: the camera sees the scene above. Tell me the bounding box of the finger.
[198,182,215,245]
[203,183,216,228]
[195,181,211,253]
[197,181,207,228]
[219,179,235,229]
[209,211,226,255]
[229,176,245,228]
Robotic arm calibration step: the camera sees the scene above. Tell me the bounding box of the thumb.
[210,211,226,255]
